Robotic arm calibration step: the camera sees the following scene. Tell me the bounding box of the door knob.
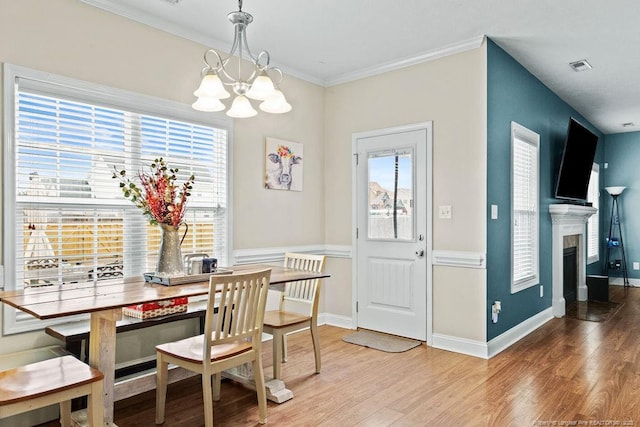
[415,249,425,257]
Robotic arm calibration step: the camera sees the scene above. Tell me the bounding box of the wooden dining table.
[0,263,330,427]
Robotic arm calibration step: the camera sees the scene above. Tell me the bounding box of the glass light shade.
[192,96,226,112]
[605,186,626,196]
[193,73,231,100]
[245,73,276,100]
[226,95,257,118]
[259,89,292,114]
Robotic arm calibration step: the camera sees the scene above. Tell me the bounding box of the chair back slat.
[281,253,326,316]
[203,269,271,360]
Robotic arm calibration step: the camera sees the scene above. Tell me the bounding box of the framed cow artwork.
[264,137,303,191]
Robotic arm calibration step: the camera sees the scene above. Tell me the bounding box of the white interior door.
[354,123,431,341]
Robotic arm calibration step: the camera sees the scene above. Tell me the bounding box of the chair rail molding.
[234,245,352,265]
[432,250,486,269]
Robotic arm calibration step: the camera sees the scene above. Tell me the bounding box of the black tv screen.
[554,117,598,202]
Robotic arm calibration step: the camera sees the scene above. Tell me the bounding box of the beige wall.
[0,0,325,354]
[324,45,488,341]
[232,79,325,249]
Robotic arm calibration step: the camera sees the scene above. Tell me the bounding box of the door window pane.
[367,150,414,240]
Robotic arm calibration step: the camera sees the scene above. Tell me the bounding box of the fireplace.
[549,204,597,317]
[563,246,577,306]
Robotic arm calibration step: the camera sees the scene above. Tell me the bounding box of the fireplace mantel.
[549,204,597,317]
[550,204,597,224]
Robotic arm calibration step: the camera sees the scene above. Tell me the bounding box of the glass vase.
[156,223,188,277]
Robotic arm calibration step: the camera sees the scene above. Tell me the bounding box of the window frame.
[2,63,234,334]
[587,163,600,264]
[510,122,540,293]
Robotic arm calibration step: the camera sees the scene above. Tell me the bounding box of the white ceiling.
[82,0,640,135]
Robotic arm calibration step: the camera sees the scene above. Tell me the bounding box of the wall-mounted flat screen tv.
[554,117,598,203]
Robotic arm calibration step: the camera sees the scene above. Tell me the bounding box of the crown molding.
[81,1,483,88]
[325,35,486,87]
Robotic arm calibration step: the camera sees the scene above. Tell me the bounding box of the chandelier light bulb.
[226,95,257,118]
[193,72,231,100]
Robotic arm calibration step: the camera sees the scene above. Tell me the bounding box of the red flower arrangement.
[113,158,195,227]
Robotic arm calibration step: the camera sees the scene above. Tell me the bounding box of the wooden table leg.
[88,308,122,427]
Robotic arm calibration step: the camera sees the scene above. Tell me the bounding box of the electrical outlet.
[491,204,498,220]
[439,205,452,219]
[491,301,501,323]
[540,285,543,298]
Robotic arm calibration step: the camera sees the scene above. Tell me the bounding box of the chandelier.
[191,0,292,118]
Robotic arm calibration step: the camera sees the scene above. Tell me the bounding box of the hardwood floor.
[43,286,640,426]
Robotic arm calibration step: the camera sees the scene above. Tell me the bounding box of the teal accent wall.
[603,132,640,280]
[487,39,605,340]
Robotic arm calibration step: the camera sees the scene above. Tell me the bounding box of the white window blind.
[3,64,231,333]
[587,163,600,263]
[511,122,540,292]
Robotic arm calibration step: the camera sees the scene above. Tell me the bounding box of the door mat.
[566,300,624,322]
[342,330,421,353]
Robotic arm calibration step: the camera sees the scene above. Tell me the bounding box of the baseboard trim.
[431,307,554,359]
[234,245,352,265]
[432,334,489,359]
[487,307,553,358]
[609,277,640,287]
[322,313,354,330]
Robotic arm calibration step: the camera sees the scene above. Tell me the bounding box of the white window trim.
[587,163,600,264]
[2,63,234,334]
[511,122,540,293]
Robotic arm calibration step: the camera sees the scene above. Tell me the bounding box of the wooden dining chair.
[0,355,104,427]
[263,252,326,380]
[155,269,271,427]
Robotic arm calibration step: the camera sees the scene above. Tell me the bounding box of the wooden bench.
[0,355,104,426]
[45,301,208,379]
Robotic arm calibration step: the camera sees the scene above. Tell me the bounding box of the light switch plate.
[438,205,452,219]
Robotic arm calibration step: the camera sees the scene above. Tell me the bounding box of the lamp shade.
[246,73,276,101]
[226,95,257,118]
[605,186,626,196]
[193,73,231,100]
[259,89,292,114]
[192,97,226,112]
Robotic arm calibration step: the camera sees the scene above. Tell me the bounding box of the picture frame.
[264,137,303,191]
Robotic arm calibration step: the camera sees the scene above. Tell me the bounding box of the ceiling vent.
[569,59,592,72]
[622,122,635,128]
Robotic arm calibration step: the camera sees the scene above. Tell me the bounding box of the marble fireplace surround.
[549,204,597,317]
